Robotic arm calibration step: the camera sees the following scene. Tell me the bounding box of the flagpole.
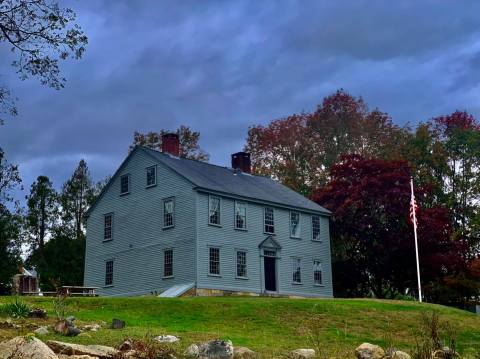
[410,177,423,303]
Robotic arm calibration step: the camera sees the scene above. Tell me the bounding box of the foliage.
[0,0,87,122]
[0,298,31,318]
[113,336,179,359]
[52,290,69,320]
[131,125,210,161]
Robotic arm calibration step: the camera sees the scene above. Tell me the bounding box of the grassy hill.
[1,296,479,357]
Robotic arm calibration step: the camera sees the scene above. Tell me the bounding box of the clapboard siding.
[84,149,196,296]
[195,192,333,297]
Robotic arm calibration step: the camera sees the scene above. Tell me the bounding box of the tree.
[25,175,57,252]
[0,0,87,122]
[131,125,210,161]
[60,159,94,240]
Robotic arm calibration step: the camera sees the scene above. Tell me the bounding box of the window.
[313,260,323,285]
[235,202,247,229]
[290,212,301,238]
[164,250,173,277]
[236,251,247,278]
[104,213,113,240]
[264,207,275,233]
[209,247,220,275]
[292,258,302,284]
[146,165,156,187]
[120,174,129,194]
[209,196,221,225]
[163,198,174,228]
[312,216,321,241]
[105,260,113,286]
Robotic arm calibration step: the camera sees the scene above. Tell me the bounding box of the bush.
[0,298,31,319]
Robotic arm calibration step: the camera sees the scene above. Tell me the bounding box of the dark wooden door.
[264,257,276,291]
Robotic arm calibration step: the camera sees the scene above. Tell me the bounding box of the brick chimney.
[161,133,180,156]
[231,152,251,174]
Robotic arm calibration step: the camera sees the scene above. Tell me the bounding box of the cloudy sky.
[1,0,480,200]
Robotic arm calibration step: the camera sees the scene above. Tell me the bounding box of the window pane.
[120,175,129,194]
[209,197,220,225]
[236,251,247,277]
[292,258,301,283]
[105,260,113,286]
[314,260,323,285]
[209,248,220,275]
[164,250,173,277]
[264,208,274,233]
[235,202,246,229]
[164,199,174,227]
[147,166,156,186]
[290,212,300,237]
[312,216,321,241]
[104,214,113,240]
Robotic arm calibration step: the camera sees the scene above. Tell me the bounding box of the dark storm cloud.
[1,0,480,201]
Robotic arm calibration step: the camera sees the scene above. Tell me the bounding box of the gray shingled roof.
[142,147,330,214]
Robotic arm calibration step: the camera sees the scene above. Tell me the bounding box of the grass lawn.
[1,296,479,358]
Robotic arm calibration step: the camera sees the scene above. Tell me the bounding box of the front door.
[264,256,276,292]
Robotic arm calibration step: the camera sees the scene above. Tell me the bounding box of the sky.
[1,0,480,201]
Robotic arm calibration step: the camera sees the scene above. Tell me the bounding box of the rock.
[234,346,256,358]
[355,343,385,359]
[197,339,234,358]
[0,319,21,329]
[391,351,411,359]
[155,334,180,343]
[289,349,316,359]
[185,343,200,357]
[118,339,133,351]
[29,308,48,319]
[47,340,118,359]
[54,320,81,336]
[66,315,76,322]
[81,324,101,332]
[0,336,58,359]
[58,356,98,359]
[34,326,49,336]
[111,318,125,329]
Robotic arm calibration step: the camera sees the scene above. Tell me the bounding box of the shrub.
[0,298,31,319]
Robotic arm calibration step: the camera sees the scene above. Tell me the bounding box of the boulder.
[0,336,58,359]
[289,349,316,359]
[54,319,81,336]
[234,346,256,358]
[34,326,49,336]
[66,315,76,322]
[118,339,133,351]
[29,308,48,319]
[58,356,98,359]
[355,343,385,359]
[185,343,200,357]
[392,351,411,359]
[155,334,180,343]
[197,340,234,358]
[81,323,101,332]
[47,340,118,359]
[111,318,125,329]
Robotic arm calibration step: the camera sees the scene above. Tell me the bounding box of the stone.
[355,343,385,359]
[0,336,58,359]
[81,323,101,332]
[118,339,133,351]
[234,346,256,358]
[289,349,316,359]
[58,356,97,359]
[29,308,48,319]
[34,326,49,336]
[111,318,125,329]
[391,351,411,359]
[66,315,76,322]
[54,319,81,336]
[47,340,119,359]
[197,339,234,358]
[154,334,180,343]
[185,343,200,357]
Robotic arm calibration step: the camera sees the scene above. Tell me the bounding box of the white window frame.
[103,213,113,241]
[163,249,173,278]
[264,207,275,234]
[105,259,114,286]
[234,201,247,230]
[146,165,157,187]
[208,196,221,226]
[120,174,130,195]
[312,215,321,241]
[292,257,302,284]
[313,259,323,286]
[209,247,221,276]
[290,211,301,238]
[236,250,248,279]
[163,197,175,228]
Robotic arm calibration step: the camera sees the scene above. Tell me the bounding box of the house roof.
[141,147,330,215]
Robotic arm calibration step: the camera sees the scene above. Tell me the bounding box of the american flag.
[410,183,418,227]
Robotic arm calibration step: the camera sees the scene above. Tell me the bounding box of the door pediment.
[258,235,282,249]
